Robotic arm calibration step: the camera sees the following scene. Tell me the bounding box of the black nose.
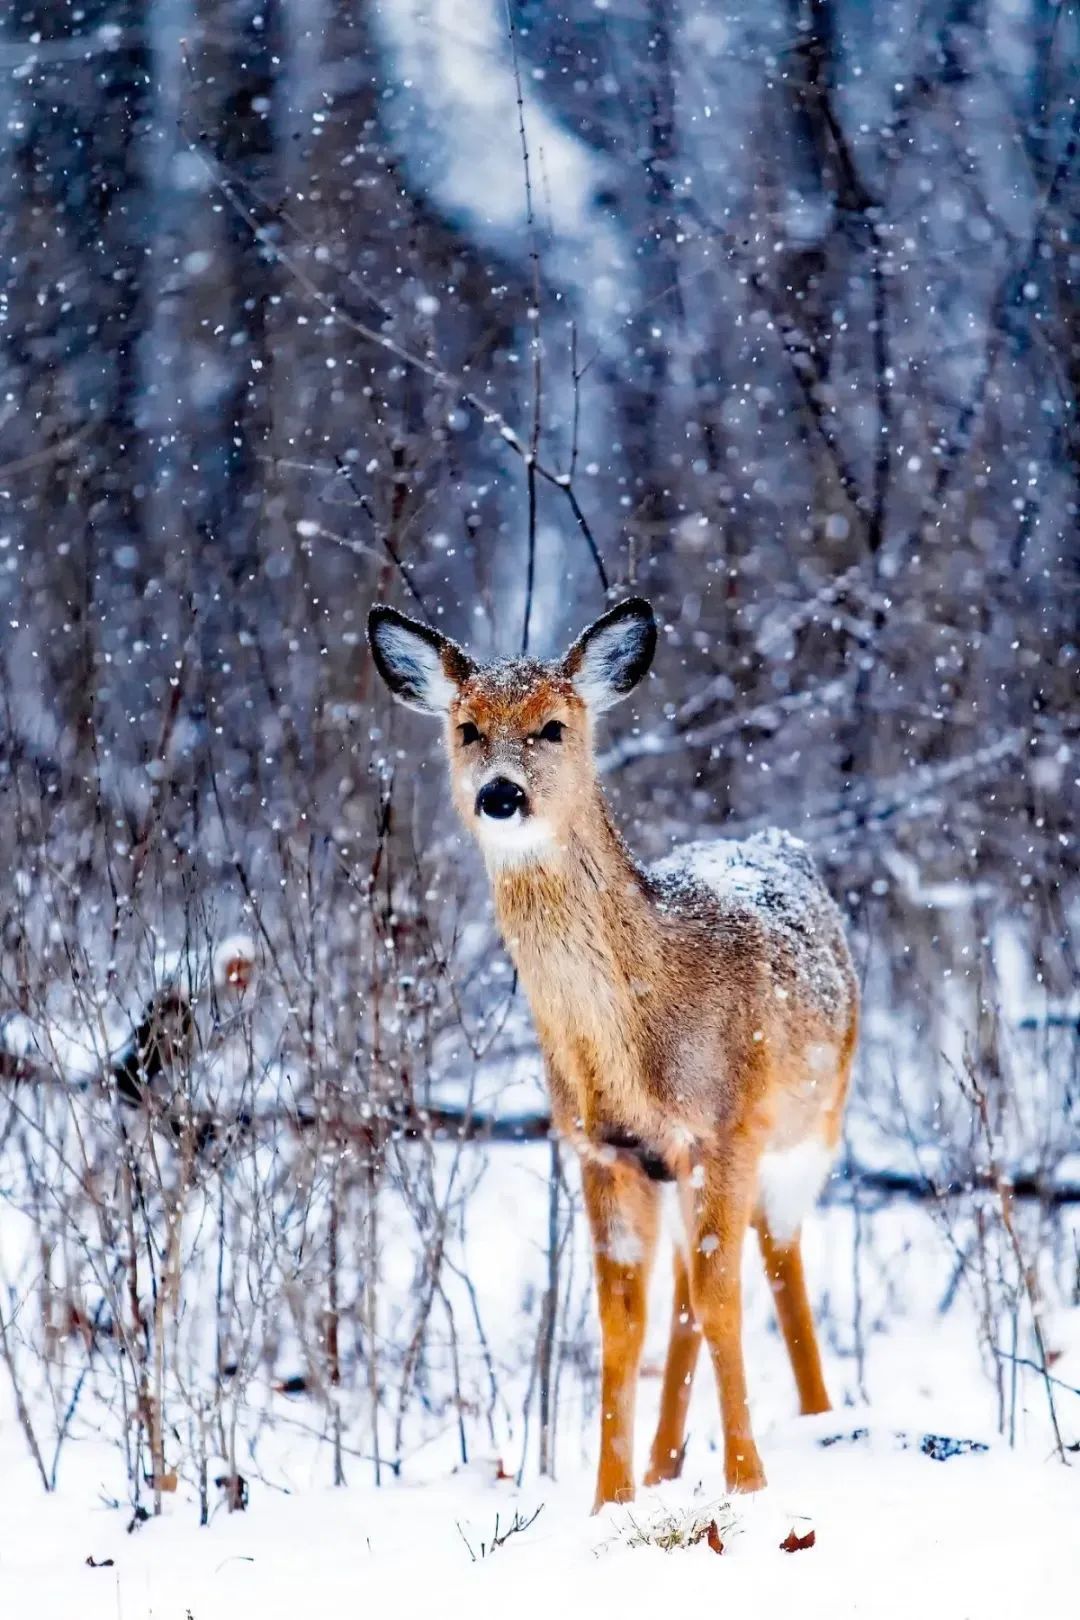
[476,777,528,821]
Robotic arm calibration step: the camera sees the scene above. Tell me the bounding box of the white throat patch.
[476,813,556,870]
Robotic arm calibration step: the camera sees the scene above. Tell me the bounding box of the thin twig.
[332,456,428,614]
[505,0,543,651]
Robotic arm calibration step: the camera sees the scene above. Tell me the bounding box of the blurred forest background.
[0,0,1077,1520]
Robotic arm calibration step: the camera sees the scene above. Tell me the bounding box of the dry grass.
[602,1500,733,1555]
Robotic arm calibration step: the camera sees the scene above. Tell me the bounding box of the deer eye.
[538,719,565,743]
[458,721,483,746]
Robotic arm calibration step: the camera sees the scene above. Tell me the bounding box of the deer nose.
[476,776,529,821]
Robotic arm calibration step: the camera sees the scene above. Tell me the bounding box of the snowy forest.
[0,0,1078,1610]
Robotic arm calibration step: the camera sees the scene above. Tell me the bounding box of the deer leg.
[685,1155,766,1493]
[581,1155,659,1511]
[754,1216,831,1415]
[643,1244,700,1485]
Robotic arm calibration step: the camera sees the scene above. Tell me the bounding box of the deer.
[368,596,858,1510]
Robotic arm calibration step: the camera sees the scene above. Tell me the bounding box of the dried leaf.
[152,1471,178,1493]
[780,1526,816,1553]
[705,1520,725,1555]
[85,1556,115,1569]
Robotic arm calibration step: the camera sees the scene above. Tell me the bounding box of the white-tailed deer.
[368,597,858,1508]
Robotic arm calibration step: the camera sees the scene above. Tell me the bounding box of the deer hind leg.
[581,1156,659,1511]
[684,1153,766,1494]
[754,1216,831,1416]
[643,1242,701,1486]
[754,1131,836,1415]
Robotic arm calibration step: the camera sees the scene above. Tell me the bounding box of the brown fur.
[373,618,858,1509]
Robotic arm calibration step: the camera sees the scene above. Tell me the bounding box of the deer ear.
[367,606,472,715]
[563,597,656,713]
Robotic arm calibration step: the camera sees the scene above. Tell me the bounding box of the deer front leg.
[581,1155,659,1511]
[684,1154,766,1493]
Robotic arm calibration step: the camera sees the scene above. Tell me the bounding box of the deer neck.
[490,789,647,940]
[487,787,662,1098]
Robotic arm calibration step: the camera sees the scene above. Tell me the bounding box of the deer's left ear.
[368,606,473,714]
[562,597,657,712]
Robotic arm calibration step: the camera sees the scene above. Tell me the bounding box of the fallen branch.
[5,992,1076,1204]
[831,1159,1080,1207]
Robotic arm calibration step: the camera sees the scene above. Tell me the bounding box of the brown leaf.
[706,1520,725,1555]
[780,1526,816,1553]
[152,1471,178,1493]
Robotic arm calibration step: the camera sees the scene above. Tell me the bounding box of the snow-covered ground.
[3,1401,1076,1618]
[2,1179,1077,1620]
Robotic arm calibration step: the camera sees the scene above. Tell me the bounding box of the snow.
[650,826,855,1022]
[2,1403,1075,1619]
[0,1007,117,1086]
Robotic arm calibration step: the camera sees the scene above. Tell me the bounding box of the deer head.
[367,598,656,867]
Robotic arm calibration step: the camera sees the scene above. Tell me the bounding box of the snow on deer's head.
[367,599,656,868]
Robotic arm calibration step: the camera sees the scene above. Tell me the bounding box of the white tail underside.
[755,1138,834,1244]
[658,1138,833,1255]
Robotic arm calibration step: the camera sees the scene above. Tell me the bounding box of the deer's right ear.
[562,597,657,712]
[367,607,472,715]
